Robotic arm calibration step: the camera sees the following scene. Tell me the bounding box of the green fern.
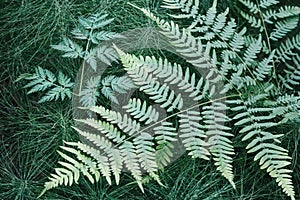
[39,1,299,200]
[23,66,73,103]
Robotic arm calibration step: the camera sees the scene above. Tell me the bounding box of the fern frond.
[240,11,263,31]
[133,132,159,182]
[87,106,141,135]
[60,145,101,183]
[238,0,259,14]
[278,54,300,90]
[203,102,235,188]
[40,149,99,197]
[96,45,119,65]
[228,94,295,199]
[78,13,114,30]
[270,17,299,41]
[253,50,275,81]
[178,111,210,160]
[265,94,300,123]
[72,127,122,184]
[259,0,279,9]
[120,141,144,192]
[51,37,84,58]
[243,35,262,66]
[114,47,184,112]
[80,76,101,107]
[275,33,300,62]
[124,98,159,125]
[100,75,136,104]
[162,0,199,19]
[154,122,177,168]
[24,67,73,103]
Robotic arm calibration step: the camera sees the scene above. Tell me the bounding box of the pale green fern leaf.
[154,122,177,168]
[24,67,73,103]
[80,76,101,107]
[259,0,279,9]
[124,98,159,125]
[87,106,141,136]
[133,132,159,182]
[238,0,259,14]
[93,75,137,105]
[270,17,299,41]
[178,110,210,160]
[278,54,300,90]
[120,141,144,192]
[72,127,122,184]
[51,37,84,58]
[228,94,295,199]
[275,33,300,62]
[253,50,275,81]
[162,0,199,19]
[203,102,235,189]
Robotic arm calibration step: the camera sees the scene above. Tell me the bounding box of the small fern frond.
[253,50,275,81]
[78,13,114,30]
[203,102,235,189]
[133,132,159,182]
[154,122,177,168]
[243,35,262,66]
[72,127,122,184]
[96,45,119,65]
[275,33,300,62]
[178,111,210,160]
[259,0,279,9]
[239,0,259,14]
[24,67,73,103]
[161,0,199,19]
[124,98,159,125]
[114,46,184,112]
[80,76,101,107]
[87,106,141,135]
[270,17,299,41]
[51,37,84,58]
[100,75,136,104]
[120,141,144,192]
[40,148,99,197]
[278,54,300,90]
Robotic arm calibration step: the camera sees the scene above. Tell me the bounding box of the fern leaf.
[96,45,119,65]
[51,37,84,58]
[24,67,73,103]
[229,94,295,199]
[134,132,159,181]
[238,0,259,14]
[72,127,122,184]
[80,76,101,107]
[78,13,114,30]
[114,47,184,112]
[162,0,199,19]
[270,17,299,41]
[253,50,275,81]
[154,122,177,168]
[275,33,300,62]
[203,102,235,188]
[279,54,300,90]
[120,141,144,192]
[87,106,141,135]
[178,111,210,160]
[124,98,159,125]
[259,0,279,9]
